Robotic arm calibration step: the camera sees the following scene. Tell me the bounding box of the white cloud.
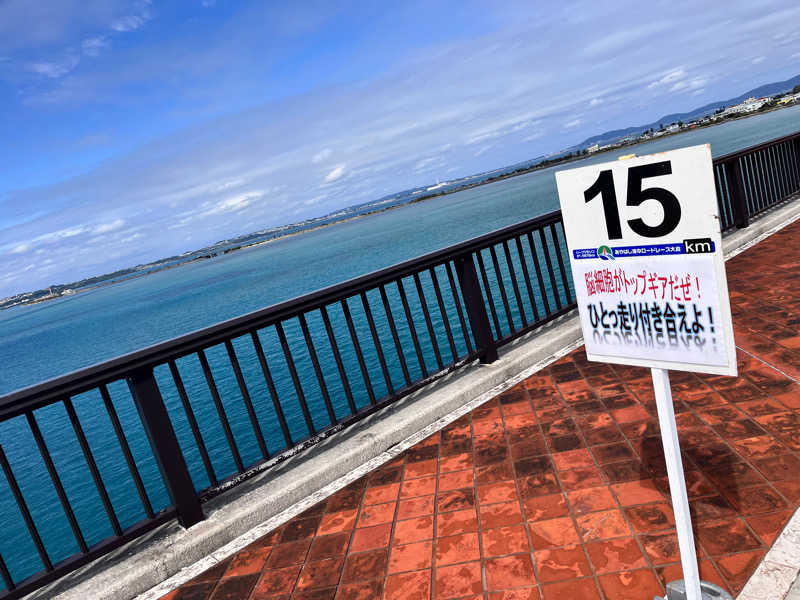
[111,15,147,32]
[474,145,493,157]
[564,118,582,129]
[751,56,766,64]
[647,68,687,89]
[93,218,125,234]
[324,165,346,183]
[10,243,32,254]
[28,54,79,78]
[312,148,332,163]
[81,36,109,57]
[589,97,603,107]
[202,191,263,216]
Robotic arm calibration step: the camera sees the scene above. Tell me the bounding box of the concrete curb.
[27,197,800,600]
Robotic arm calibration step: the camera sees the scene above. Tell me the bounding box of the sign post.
[556,146,737,600]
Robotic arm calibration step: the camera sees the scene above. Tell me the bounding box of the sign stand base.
[651,367,704,600]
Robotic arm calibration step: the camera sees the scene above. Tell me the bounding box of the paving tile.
[435,561,483,598]
[485,554,536,591]
[480,500,524,529]
[384,570,430,600]
[296,558,344,590]
[624,502,675,533]
[575,509,631,542]
[566,486,617,515]
[482,524,530,557]
[696,519,763,556]
[437,508,479,537]
[392,516,434,545]
[522,493,569,521]
[597,568,663,600]
[585,537,648,573]
[437,488,475,513]
[388,541,432,574]
[534,544,592,582]
[528,517,580,549]
[435,532,481,565]
[540,577,600,600]
[341,549,387,583]
[350,524,392,552]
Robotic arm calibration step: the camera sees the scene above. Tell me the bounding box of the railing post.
[455,253,498,363]
[725,158,749,229]
[127,368,204,528]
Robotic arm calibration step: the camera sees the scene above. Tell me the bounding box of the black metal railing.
[0,130,798,599]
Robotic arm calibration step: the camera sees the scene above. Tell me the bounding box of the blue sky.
[1,0,799,297]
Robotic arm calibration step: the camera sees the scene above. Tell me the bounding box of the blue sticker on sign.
[572,239,714,260]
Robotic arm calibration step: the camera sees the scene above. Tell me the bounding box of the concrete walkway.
[157,218,800,600]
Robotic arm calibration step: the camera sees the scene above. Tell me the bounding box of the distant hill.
[579,73,800,147]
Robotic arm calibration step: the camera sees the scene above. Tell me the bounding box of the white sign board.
[555,144,737,376]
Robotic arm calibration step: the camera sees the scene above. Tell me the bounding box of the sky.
[1,0,799,298]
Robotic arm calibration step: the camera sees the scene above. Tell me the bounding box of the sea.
[1,105,799,586]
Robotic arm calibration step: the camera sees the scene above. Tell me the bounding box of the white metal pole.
[651,367,702,600]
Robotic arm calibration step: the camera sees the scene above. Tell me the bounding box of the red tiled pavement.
[161,220,800,599]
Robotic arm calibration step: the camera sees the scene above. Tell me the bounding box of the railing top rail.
[0,209,562,418]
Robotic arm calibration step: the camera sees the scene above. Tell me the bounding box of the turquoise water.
[0,106,799,587]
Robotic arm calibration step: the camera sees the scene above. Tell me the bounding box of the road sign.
[555,144,736,377]
[556,145,739,600]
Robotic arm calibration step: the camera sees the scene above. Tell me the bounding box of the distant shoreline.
[3,103,795,311]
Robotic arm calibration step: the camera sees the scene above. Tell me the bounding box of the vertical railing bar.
[0,551,13,591]
[250,331,294,447]
[197,349,245,472]
[0,444,53,571]
[413,273,444,370]
[429,267,459,361]
[445,261,474,354]
[501,240,528,327]
[539,227,563,311]
[551,222,573,305]
[168,362,219,486]
[476,250,502,336]
[770,145,783,201]
[297,314,338,425]
[63,397,123,536]
[397,279,429,378]
[780,143,792,197]
[99,384,156,517]
[514,235,540,322]
[526,231,552,315]
[341,299,377,405]
[755,152,767,211]
[25,412,88,553]
[777,144,790,199]
[761,149,774,207]
[274,323,318,433]
[224,341,270,459]
[489,244,515,333]
[359,292,395,396]
[766,147,780,204]
[320,307,357,415]
[746,155,758,214]
[378,286,412,386]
